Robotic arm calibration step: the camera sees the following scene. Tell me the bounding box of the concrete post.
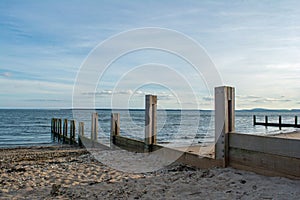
[91,113,98,141]
[145,95,157,151]
[215,86,235,166]
[110,113,120,145]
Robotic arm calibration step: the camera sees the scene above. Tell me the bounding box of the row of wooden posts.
[51,95,158,149]
[50,87,300,178]
[51,118,77,144]
[253,115,300,129]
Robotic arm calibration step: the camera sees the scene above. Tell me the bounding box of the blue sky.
[1,0,300,109]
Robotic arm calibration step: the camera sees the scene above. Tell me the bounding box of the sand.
[273,131,300,140]
[1,145,300,200]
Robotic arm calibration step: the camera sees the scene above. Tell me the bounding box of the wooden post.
[145,95,157,152]
[63,119,68,143]
[279,116,282,130]
[295,116,298,126]
[78,122,84,147]
[54,118,59,141]
[51,118,54,133]
[51,118,55,141]
[91,113,98,141]
[53,118,57,136]
[79,122,84,136]
[58,119,62,142]
[110,113,120,145]
[215,86,235,167]
[55,118,58,139]
[253,115,256,126]
[69,120,76,144]
[265,116,268,125]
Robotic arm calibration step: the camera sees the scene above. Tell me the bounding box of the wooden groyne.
[253,115,300,129]
[50,87,300,179]
[51,118,77,145]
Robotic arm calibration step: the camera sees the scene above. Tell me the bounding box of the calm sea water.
[0,109,299,148]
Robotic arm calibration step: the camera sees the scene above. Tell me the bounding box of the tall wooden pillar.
[91,113,98,141]
[145,95,157,152]
[110,113,120,145]
[215,86,235,167]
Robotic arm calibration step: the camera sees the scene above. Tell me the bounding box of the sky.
[1,0,300,109]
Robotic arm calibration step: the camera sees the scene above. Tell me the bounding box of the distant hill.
[240,108,300,112]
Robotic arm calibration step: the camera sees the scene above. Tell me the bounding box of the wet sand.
[1,145,300,199]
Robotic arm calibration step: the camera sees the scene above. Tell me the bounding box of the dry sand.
[1,145,300,200]
[273,131,300,140]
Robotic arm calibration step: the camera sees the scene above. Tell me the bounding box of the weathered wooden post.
[78,122,84,147]
[295,116,298,127]
[53,118,57,140]
[58,119,62,142]
[63,119,68,143]
[215,86,235,167]
[253,115,256,126]
[51,118,54,133]
[70,120,76,144]
[51,118,55,141]
[145,95,157,152]
[54,118,57,139]
[79,122,84,136]
[110,113,120,146]
[265,116,268,125]
[279,116,282,130]
[91,113,98,141]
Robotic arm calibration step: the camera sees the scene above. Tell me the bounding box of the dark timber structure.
[253,115,300,129]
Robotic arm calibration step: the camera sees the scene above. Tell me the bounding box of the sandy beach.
[0,145,299,200]
[273,131,300,140]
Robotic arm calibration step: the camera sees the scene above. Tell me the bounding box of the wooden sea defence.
[228,132,300,178]
[51,118,77,145]
[50,86,300,179]
[215,86,300,179]
[253,115,300,129]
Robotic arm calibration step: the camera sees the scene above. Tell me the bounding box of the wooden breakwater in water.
[253,115,300,129]
[51,118,77,145]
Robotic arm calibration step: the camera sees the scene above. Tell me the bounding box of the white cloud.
[0,72,12,77]
[1,1,300,109]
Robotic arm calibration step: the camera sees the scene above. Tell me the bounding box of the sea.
[0,109,299,148]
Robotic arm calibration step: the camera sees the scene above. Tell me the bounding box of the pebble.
[25,186,34,192]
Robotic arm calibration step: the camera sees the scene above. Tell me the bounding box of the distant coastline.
[0,108,299,112]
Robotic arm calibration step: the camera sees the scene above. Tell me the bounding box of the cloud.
[202,96,213,102]
[25,99,63,102]
[82,90,134,96]
[252,98,292,104]
[0,72,12,77]
[1,1,300,109]
[265,63,300,71]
